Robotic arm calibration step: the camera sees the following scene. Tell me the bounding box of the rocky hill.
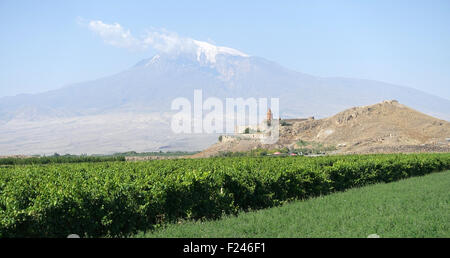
[193,100,450,157]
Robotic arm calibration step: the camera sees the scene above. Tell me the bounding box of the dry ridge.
[193,100,450,157]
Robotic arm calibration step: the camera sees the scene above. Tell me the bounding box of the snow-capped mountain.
[1,44,450,155]
[193,40,249,64]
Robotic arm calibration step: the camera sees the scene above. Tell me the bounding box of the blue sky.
[1,0,449,99]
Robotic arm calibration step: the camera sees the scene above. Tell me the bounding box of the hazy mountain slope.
[1,53,449,121]
[0,112,218,155]
[1,47,449,155]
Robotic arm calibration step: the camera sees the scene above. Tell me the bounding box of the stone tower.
[267,108,273,124]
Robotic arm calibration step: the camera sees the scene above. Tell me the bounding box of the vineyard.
[0,153,449,237]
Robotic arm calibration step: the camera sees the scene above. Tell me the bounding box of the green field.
[0,153,449,237]
[136,170,450,238]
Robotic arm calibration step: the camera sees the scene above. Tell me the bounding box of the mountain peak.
[193,40,249,64]
[134,40,249,68]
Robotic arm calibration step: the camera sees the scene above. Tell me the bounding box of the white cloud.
[87,20,195,53]
[142,29,197,54]
[86,20,249,63]
[88,20,141,49]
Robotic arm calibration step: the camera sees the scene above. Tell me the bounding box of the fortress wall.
[220,133,266,143]
[235,121,272,134]
[283,117,313,123]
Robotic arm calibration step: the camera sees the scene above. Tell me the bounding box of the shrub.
[0,155,126,165]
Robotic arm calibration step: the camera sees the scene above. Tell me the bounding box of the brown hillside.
[193,100,450,157]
